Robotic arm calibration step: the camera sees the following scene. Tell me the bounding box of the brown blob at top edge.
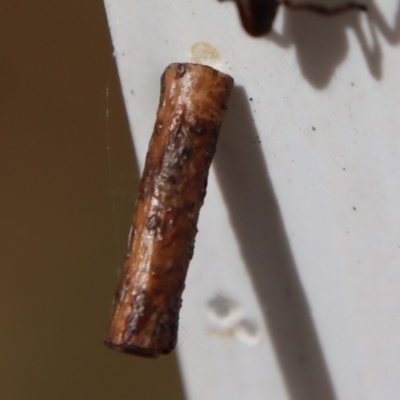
[233,0,279,36]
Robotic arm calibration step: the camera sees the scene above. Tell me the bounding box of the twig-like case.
[104,63,233,357]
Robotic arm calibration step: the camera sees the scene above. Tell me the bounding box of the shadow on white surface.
[268,0,400,87]
[214,86,337,400]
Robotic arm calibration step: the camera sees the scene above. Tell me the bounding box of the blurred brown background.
[0,2,184,399]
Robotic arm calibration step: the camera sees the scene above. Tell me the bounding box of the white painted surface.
[103,1,400,399]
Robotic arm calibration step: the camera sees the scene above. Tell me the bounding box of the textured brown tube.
[104,63,233,357]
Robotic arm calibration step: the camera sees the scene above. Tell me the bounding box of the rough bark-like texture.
[104,63,233,357]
